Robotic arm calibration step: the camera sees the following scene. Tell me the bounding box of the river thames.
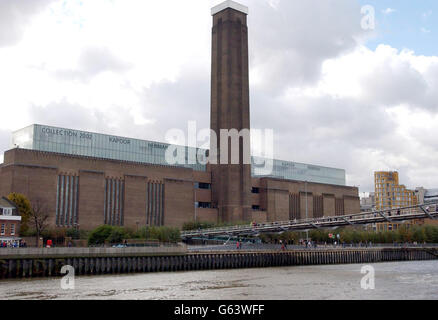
[0,261,437,300]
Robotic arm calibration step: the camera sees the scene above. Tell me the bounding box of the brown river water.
[0,261,437,300]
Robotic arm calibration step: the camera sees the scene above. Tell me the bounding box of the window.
[196,202,212,209]
[252,187,260,194]
[0,224,5,235]
[1,208,12,216]
[252,205,260,211]
[10,223,15,236]
[196,183,211,190]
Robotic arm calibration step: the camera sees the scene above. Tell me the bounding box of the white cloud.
[382,8,396,15]
[0,0,56,47]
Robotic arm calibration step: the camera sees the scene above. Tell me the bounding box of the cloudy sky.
[0,0,437,193]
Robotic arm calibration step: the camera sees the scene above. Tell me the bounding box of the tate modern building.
[0,1,359,230]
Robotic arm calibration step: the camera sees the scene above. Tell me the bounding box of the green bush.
[107,227,128,244]
[256,225,438,244]
[137,226,181,243]
[88,225,115,245]
[425,226,438,242]
[87,225,181,245]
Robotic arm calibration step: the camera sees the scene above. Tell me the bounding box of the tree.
[88,225,114,245]
[7,193,32,234]
[412,226,426,243]
[29,198,50,246]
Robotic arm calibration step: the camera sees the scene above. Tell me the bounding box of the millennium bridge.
[181,202,438,240]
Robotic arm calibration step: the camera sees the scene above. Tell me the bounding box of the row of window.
[0,208,13,216]
[33,140,207,172]
[104,178,125,226]
[194,203,263,211]
[195,202,212,209]
[376,223,399,232]
[0,223,16,236]
[56,175,79,227]
[195,183,212,190]
[195,187,259,193]
[146,182,165,226]
[254,157,346,186]
[57,177,166,227]
[375,190,412,196]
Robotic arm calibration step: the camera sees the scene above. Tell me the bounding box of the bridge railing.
[187,243,438,252]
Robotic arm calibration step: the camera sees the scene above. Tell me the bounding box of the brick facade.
[0,220,19,237]
[0,148,359,230]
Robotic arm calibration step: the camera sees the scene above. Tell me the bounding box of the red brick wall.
[78,171,105,230]
[196,208,218,224]
[164,179,195,228]
[0,149,360,230]
[0,220,19,237]
[124,175,147,229]
[258,177,360,221]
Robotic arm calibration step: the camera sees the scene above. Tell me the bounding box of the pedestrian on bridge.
[281,241,286,251]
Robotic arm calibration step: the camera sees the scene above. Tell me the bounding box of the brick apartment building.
[0,197,21,240]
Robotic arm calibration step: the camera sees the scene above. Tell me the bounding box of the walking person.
[281,240,287,251]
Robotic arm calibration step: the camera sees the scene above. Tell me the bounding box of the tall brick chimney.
[210,1,252,223]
